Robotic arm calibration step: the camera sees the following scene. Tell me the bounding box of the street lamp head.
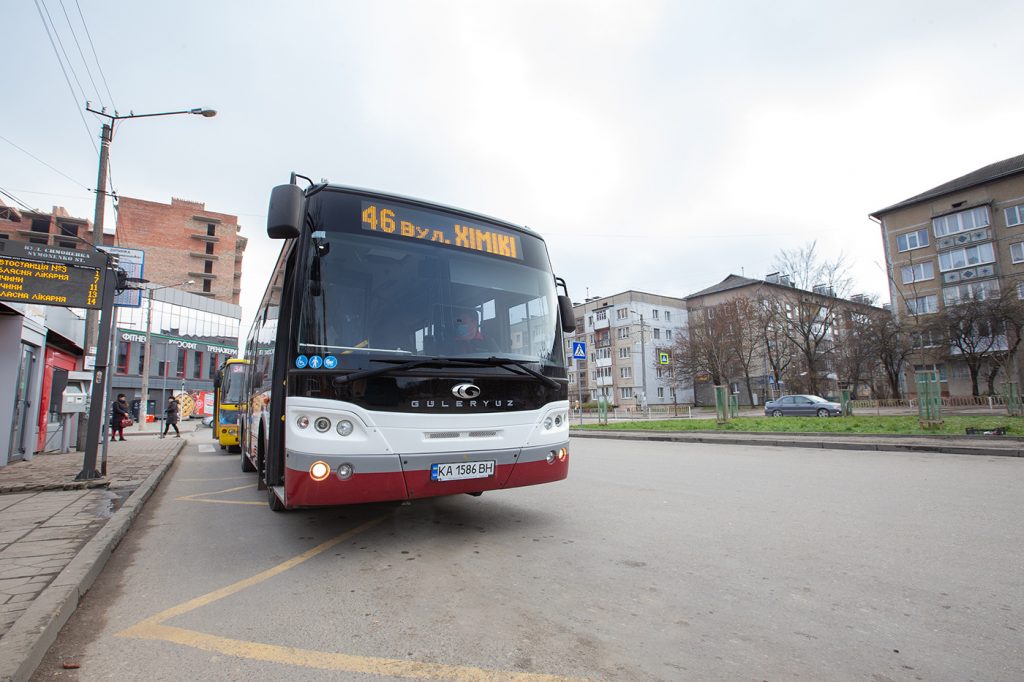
[190,108,217,118]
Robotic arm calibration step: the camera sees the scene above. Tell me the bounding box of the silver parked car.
[764,394,842,417]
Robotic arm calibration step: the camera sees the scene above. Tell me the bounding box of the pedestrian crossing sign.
[659,352,670,365]
[571,341,587,360]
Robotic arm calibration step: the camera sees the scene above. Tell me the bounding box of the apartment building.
[115,196,247,305]
[870,153,1024,395]
[684,274,885,404]
[566,291,693,410]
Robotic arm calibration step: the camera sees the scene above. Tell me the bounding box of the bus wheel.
[256,433,267,491]
[241,445,256,473]
[268,486,285,512]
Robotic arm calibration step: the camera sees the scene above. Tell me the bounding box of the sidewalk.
[571,428,1024,457]
[0,431,189,682]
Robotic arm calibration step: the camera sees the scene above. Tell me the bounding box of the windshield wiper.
[446,357,560,389]
[331,356,560,389]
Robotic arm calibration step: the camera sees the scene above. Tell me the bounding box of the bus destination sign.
[361,201,523,260]
[0,241,103,309]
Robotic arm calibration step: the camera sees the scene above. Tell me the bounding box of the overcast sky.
[4,0,1024,333]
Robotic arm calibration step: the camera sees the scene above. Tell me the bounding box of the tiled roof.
[871,153,1024,217]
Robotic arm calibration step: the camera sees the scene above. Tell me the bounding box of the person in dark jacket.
[161,397,180,438]
[110,394,130,441]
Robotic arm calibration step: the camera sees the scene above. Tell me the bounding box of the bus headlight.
[296,416,310,429]
[337,463,354,480]
[336,420,354,437]
[544,416,554,430]
[314,417,331,433]
[309,460,330,481]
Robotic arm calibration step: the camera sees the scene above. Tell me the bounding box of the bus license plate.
[431,460,495,482]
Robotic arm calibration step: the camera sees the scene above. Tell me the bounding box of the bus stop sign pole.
[77,262,116,481]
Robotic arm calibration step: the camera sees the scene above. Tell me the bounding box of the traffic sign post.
[571,341,586,425]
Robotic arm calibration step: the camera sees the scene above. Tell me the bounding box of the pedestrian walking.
[161,397,181,438]
[110,394,131,441]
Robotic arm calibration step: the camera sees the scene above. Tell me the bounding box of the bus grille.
[426,431,499,439]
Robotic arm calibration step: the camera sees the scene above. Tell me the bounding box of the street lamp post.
[79,103,215,448]
[631,310,649,418]
[138,280,193,429]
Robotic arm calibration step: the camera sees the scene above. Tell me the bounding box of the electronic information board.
[0,241,106,309]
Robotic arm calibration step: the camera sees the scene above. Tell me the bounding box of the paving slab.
[0,433,187,682]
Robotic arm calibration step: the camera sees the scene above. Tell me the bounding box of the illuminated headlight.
[309,460,330,481]
[336,420,354,437]
[544,416,554,430]
[296,416,310,429]
[557,447,568,462]
[337,463,354,480]
[314,417,331,433]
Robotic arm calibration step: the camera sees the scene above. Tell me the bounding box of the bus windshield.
[297,224,564,369]
[221,363,245,404]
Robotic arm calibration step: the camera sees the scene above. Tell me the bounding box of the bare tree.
[670,306,735,391]
[833,308,880,399]
[718,298,764,405]
[865,314,914,399]
[764,242,853,396]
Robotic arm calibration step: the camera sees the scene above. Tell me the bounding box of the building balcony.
[189,252,220,260]
[595,357,612,368]
[187,272,217,280]
[190,234,220,243]
[593,317,610,330]
[941,262,998,284]
[594,376,613,387]
[935,227,991,251]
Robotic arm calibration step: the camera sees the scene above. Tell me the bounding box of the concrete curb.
[0,440,185,682]
[570,431,1024,457]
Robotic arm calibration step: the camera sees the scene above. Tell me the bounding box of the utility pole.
[77,123,112,449]
[638,313,648,417]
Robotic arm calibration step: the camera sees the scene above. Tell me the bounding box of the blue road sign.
[324,355,338,369]
[308,355,323,369]
[571,341,587,360]
[295,355,308,369]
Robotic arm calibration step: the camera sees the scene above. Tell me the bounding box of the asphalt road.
[31,436,1024,681]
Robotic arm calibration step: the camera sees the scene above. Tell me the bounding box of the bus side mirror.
[267,184,304,239]
[558,295,575,333]
[213,375,221,389]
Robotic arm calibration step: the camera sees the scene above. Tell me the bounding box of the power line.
[57,0,103,109]
[74,0,117,111]
[33,0,97,156]
[0,133,90,189]
[0,186,38,212]
[38,0,89,105]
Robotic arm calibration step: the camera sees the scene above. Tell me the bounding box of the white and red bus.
[242,177,575,510]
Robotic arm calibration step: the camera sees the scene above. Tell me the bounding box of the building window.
[176,347,187,378]
[901,261,934,284]
[657,387,664,398]
[619,367,631,379]
[1011,242,1024,263]
[620,387,634,399]
[203,280,212,293]
[596,309,607,321]
[652,328,661,340]
[666,329,673,340]
[617,327,630,339]
[204,260,214,273]
[906,295,938,315]
[910,329,943,348]
[913,363,947,382]
[665,311,672,321]
[616,308,628,320]
[1005,205,1024,227]
[205,241,215,255]
[938,243,995,272]
[943,280,999,306]
[896,229,929,252]
[192,351,203,379]
[115,341,130,374]
[651,309,659,320]
[618,347,630,358]
[207,224,216,236]
[932,206,990,237]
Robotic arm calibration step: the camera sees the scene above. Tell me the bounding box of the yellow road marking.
[118,514,586,681]
[176,484,263,506]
